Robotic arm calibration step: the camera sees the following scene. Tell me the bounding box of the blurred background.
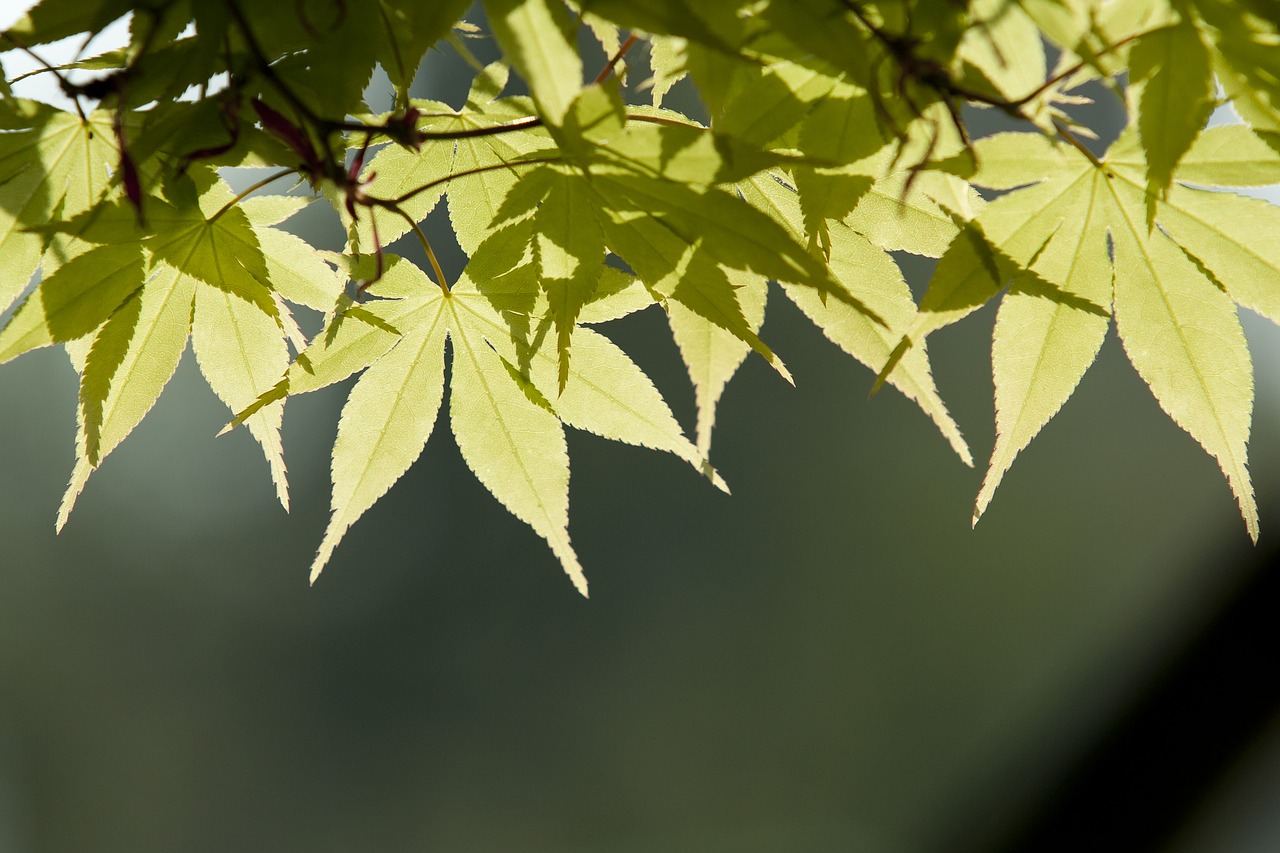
[2,5,1280,851]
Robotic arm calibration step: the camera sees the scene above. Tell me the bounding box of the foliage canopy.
[2,0,1279,593]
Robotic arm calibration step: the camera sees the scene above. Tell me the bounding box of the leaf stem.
[415,116,545,141]
[1052,120,1104,168]
[396,209,450,295]
[0,32,89,122]
[209,168,297,222]
[594,33,638,85]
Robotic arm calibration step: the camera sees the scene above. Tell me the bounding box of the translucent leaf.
[59,265,196,530]
[3,0,133,45]
[667,270,764,456]
[960,0,1046,104]
[741,173,971,464]
[448,298,587,596]
[1197,4,1280,135]
[533,172,606,390]
[884,168,1093,371]
[454,278,721,487]
[0,103,117,314]
[1128,18,1215,198]
[226,260,443,431]
[576,267,654,324]
[446,115,555,256]
[146,184,278,321]
[0,243,143,364]
[845,170,979,257]
[311,299,449,581]
[239,194,313,228]
[967,133,1073,191]
[252,225,345,312]
[349,114,470,251]
[1108,129,1280,325]
[484,0,583,125]
[975,171,1112,522]
[374,0,472,91]
[1161,125,1280,187]
[1109,193,1258,541]
[192,283,292,509]
[647,35,686,107]
[592,172,859,309]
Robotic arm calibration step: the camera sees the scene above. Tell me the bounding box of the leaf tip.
[701,459,731,495]
[770,353,795,387]
[56,461,91,534]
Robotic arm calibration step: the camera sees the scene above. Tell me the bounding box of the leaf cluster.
[2,0,1279,593]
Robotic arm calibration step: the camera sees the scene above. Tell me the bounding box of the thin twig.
[1052,120,1104,168]
[0,32,89,121]
[377,155,562,206]
[393,207,450,294]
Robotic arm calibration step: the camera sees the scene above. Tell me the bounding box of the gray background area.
[2,6,1280,851]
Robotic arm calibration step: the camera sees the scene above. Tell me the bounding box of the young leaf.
[374,0,472,92]
[576,267,654,324]
[740,173,971,464]
[845,170,979,258]
[533,170,606,391]
[446,112,556,256]
[251,225,345,313]
[879,167,1094,385]
[453,277,723,488]
[145,184,278,321]
[2,0,133,46]
[1107,129,1280,327]
[226,258,444,429]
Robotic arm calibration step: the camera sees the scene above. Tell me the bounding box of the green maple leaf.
[887,126,1276,539]
[374,0,473,93]
[247,238,728,591]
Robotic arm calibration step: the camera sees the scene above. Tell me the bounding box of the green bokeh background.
[2,12,1280,852]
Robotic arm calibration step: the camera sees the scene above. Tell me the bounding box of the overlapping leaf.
[889,125,1277,537]
[5,0,1280,593]
[263,250,724,593]
[0,168,324,524]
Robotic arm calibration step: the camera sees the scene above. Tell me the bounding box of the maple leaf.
[885,126,1275,539]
